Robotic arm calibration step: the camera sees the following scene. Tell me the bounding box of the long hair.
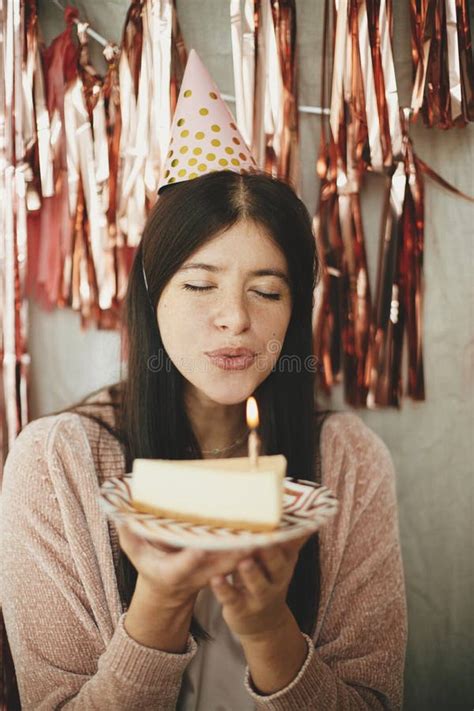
[75,170,322,641]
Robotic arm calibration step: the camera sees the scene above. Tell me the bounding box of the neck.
[184,387,247,456]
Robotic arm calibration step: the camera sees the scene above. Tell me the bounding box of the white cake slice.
[131,455,287,531]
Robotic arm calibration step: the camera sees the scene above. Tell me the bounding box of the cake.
[131,455,287,531]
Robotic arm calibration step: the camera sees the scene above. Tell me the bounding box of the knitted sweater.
[0,394,407,710]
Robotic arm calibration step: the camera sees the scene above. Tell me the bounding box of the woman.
[0,170,407,710]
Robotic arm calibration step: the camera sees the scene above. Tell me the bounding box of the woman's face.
[157,219,292,406]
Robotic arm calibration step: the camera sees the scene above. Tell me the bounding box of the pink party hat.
[158,49,257,193]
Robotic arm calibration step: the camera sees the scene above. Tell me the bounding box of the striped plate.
[99,477,338,551]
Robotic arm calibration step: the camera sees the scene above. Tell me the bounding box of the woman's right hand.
[117,522,254,652]
[117,521,251,608]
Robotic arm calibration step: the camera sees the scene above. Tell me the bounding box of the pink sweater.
[0,394,407,710]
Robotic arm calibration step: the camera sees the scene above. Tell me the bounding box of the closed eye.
[182,284,281,301]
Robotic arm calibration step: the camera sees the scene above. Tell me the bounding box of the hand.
[117,521,252,608]
[209,534,311,638]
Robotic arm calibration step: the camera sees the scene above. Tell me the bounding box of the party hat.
[158,49,257,193]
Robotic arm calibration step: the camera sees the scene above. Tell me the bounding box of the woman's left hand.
[209,534,311,638]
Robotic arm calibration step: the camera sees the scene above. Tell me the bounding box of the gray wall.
[34,1,474,709]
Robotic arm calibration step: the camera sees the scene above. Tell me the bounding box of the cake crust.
[131,498,279,532]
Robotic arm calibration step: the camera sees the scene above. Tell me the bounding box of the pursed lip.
[206,347,257,357]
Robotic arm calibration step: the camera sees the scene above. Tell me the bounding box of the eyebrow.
[179,262,290,286]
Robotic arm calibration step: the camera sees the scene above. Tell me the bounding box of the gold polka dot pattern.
[157,50,257,193]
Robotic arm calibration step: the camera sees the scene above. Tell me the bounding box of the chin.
[190,375,263,406]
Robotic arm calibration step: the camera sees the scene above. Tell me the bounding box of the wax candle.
[246,396,260,469]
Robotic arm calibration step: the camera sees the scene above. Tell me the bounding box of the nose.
[213,289,251,333]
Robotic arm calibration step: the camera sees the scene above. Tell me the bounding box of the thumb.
[116,521,141,553]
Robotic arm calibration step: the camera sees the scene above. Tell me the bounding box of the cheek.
[261,308,291,362]
[157,297,182,347]
[269,303,291,338]
[157,296,208,354]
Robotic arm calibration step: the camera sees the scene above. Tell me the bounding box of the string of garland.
[313,0,473,409]
[230,0,299,186]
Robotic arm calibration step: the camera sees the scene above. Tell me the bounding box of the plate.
[99,476,338,551]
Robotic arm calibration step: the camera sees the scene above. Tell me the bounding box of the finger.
[166,549,248,590]
[210,574,244,606]
[230,569,246,591]
[280,533,313,560]
[116,521,143,556]
[165,547,209,582]
[147,539,186,554]
[117,522,176,552]
[200,550,251,578]
[237,558,270,597]
[258,546,288,582]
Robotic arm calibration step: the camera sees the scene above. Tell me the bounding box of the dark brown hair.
[74,170,323,641]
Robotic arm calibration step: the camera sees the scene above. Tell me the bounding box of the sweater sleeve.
[0,415,198,711]
[243,413,407,710]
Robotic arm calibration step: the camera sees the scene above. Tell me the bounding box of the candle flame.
[246,397,259,429]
